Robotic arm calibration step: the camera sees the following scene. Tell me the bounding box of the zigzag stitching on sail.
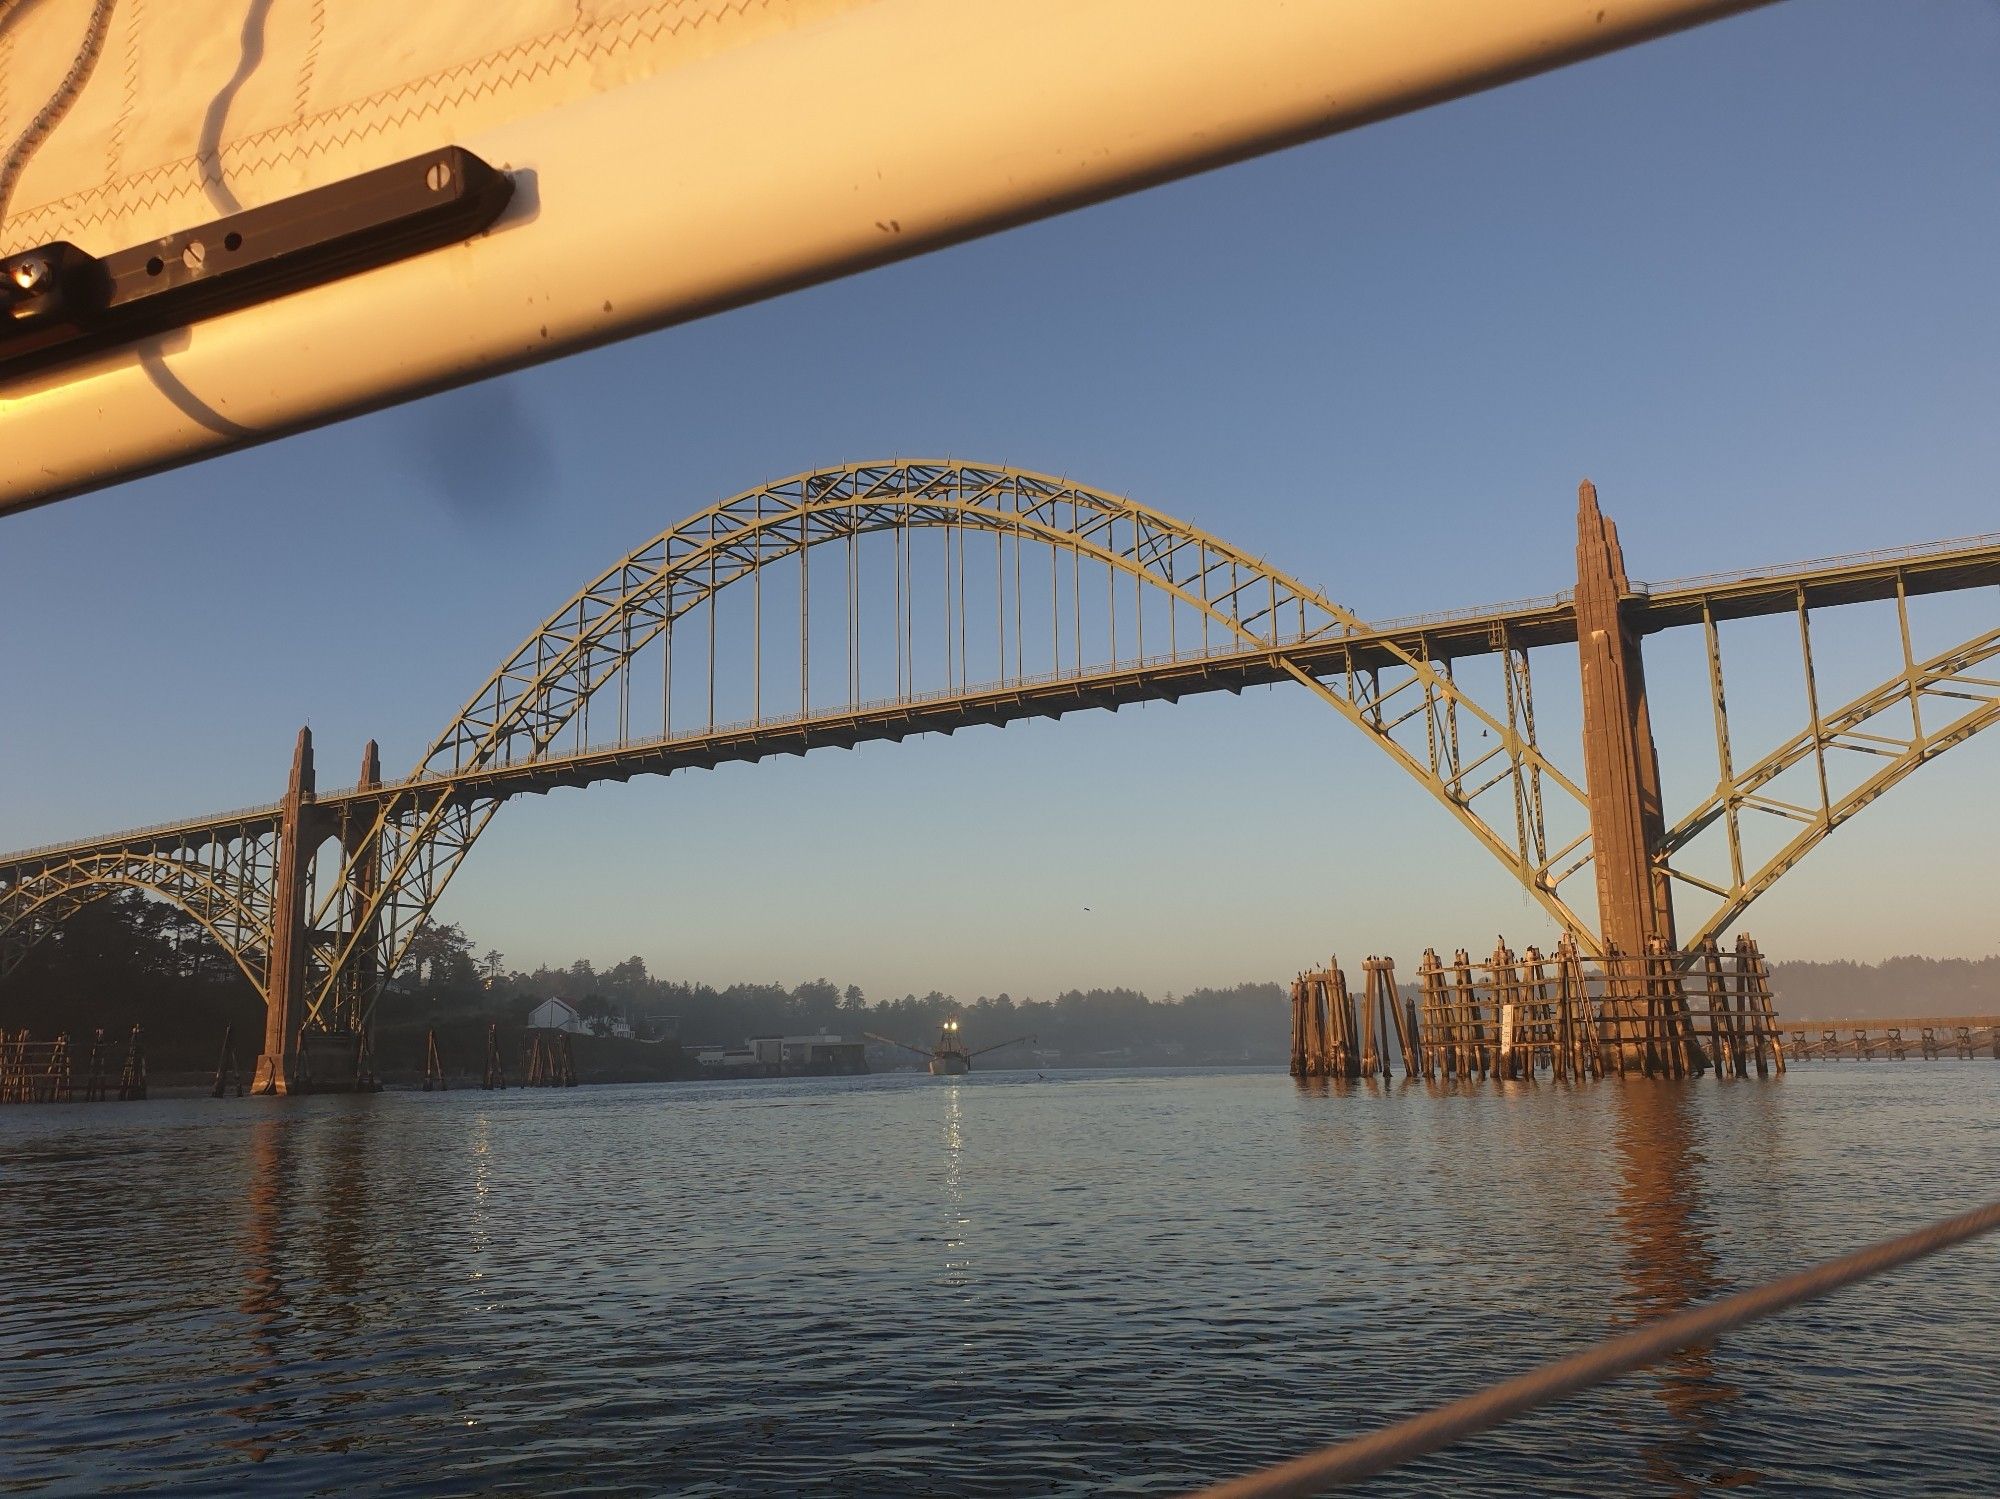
[1,0,761,245]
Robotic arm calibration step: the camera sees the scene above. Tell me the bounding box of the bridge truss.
[1,461,1994,1070]
[1661,599,2000,946]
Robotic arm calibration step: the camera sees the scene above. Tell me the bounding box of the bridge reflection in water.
[1610,1083,1746,1492]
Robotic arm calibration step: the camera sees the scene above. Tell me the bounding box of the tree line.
[5,893,1992,1070]
[1,894,1290,1067]
[410,919,1288,1062]
[1766,955,2000,1020]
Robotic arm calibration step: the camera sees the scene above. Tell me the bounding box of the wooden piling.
[421,1028,448,1090]
[1416,950,1448,1079]
[1742,937,1782,1074]
[1289,973,1310,1078]
[211,1024,244,1098]
[1524,946,1558,1081]
[1361,957,1417,1079]
[1703,941,1738,1076]
[482,1021,506,1090]
[1329,963,1359,1079]
[82,1029,107,1102]
[1451,949,1486,1080]
[1357,958,1382,1079]
[117,1027,146,1100]
[1291,960,1369,1081]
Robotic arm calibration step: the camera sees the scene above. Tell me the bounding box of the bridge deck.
[1363,531,2000,658]
[6,532,1996,873]
[0,803,282,869]
[1637,535,2000,632]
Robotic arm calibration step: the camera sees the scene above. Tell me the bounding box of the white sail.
[0,0,1771,512]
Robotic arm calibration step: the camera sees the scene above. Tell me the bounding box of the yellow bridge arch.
[311,460,1588,1027]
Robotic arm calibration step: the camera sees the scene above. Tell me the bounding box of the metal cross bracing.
[0,460,1995,1090]
[0,812,282,991]
[1659,595,2000,947]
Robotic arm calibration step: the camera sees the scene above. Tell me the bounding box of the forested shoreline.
[6,893,1994,1073]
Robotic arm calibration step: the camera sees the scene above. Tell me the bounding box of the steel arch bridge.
[2,460,1996,1091]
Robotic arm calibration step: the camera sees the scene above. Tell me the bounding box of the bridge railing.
[1355,529,2000,640]
[1365,589,1575,637]
[1644,529,2000,597]
[0,801,283,868]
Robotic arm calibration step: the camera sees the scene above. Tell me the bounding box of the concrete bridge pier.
[251,728,317,1095]
[1575,481,1676,959]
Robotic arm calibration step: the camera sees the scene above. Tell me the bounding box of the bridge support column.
[1575,482,1675,958]
[334,741,383,1036]
[252,728,316,1095]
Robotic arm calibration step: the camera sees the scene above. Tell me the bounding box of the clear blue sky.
[4,1,1996,1000]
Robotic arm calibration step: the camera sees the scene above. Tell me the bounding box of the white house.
[527,998,583,1033]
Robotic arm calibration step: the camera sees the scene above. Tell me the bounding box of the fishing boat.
[866,1020,1033,1075]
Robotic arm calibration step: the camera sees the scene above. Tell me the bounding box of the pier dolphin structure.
[1,460,1995,1091]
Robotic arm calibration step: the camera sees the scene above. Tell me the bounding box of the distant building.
[527,998,583,1033]
[779,1034,866,1073]
[693,1033,866,1077]
[692,1045,757,1070]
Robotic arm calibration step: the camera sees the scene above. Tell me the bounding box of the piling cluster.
[473,1021,579,1090]
[1291,935,1783,1082]
[1790,1023,1999,1061]
[0,1027,147,1103]
[523,1029,579,1087]
[288,1029,380,1093]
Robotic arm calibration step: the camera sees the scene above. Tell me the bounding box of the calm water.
[2,1066,1996,1496]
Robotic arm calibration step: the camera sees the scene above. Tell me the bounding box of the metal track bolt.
[426,161,454,193]
[182,241,207,271]
[10,258,48,293]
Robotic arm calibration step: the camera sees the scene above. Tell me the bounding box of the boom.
[865,1032,937,1062]
[0,0,1776,513]
[969,1035,1036,1060]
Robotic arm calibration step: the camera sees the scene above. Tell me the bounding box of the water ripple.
[1,1066,1995,1494]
